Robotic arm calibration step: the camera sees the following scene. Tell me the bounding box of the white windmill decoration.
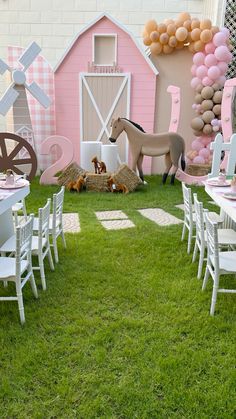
[0,42,51,160]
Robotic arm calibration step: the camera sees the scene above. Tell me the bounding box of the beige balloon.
[213,104,221,116]
[203,124,213,134]
[201,99,214,111]
[201,86,214,99]
[191,117,204,130]
[195,94,203,104]
[213,91,223,104]
[202,110,215,123]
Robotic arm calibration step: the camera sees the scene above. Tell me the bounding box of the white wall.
[0,0,224,131]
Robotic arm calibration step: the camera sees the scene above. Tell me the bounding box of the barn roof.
[54,12,158,75]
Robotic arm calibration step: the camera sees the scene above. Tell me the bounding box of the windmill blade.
[0,58,10,75]
[18,42,41,71]
[0,84,19,116]
[26,81,51,108]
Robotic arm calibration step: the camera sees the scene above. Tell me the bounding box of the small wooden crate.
[187,163,211,177]
[58,162,86,186]
[112,164,141,192]
[86,173,111,192]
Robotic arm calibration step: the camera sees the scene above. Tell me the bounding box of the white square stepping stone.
[62,213,80,233]
[101,219,135,230]
[95,210,128,220]
[138,208,183,226]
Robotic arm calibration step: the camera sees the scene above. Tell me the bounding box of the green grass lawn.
[0,176,235,418]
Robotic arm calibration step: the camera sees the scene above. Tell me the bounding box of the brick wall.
[0,0,224,131]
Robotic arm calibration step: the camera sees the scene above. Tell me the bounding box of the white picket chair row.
[0,186,66,324]
[181,182,236,315]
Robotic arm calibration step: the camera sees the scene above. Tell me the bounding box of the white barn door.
[80,73,131,163]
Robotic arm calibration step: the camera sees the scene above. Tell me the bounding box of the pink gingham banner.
[8,46,56,170]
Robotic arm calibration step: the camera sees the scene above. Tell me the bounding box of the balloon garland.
[142,12,232,166]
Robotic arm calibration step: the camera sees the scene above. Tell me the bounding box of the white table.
[205,184,236,226]
[0,185,30,246]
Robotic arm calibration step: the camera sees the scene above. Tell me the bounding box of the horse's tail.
[181,141,186,172]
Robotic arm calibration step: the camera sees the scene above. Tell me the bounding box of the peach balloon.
[160,33,169,45]
[200,19,212,30]
[176,27,188,42]
[145,20,158,34]
[167,23,176,36]
[163,45,174,54]
[188,42,195,53]
[175,19,184,28]
[200,29,213,43]
[183,19,192,31]
[164,19,174,25]
[211,26,219,35]
[150,42,162,55]
[143,36,152,46]
[158,23,167,34]
[191,28,201,41]
[175,41,185,50]
[191,19,200,30]
[150,31,160,42]
[178,12,191,22]
[169,36,177,48]
[194,40,205,52]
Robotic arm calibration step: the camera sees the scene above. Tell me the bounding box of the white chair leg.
[16,283,25,325]
[38,254,47,291]
[52,236,59,263]
[202,266,209,290]
[192,240,198,262]
[187,227,192,254]
[47,248,54,271]
[197,244,205,279]
[210,282,218,316]
[181,222,186,241]
[29,272,38,298]
[61,231,66,248]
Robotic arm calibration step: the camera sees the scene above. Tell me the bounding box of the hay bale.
[86,173,111,192]
[58,163,86,186]
[112,164,141,192]
[187,163,211,177]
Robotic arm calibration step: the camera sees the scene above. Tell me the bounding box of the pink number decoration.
[40,135,74,185]
[167,85,180,133]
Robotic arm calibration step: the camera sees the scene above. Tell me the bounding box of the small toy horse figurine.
[91,156,107,174]
[109,118,186,184]
[67,175,86,192]
[107,176,129,194]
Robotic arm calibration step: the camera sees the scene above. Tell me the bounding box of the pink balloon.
[196,65,208,79]
[217,61,228,74]
[199,148,210,158]
[193,52,205,66]
[205,42,215,54]
[200,136,211,146]
[214,45,231,62]
[191,64,197,76]
[204,53,218,68]
[217,75,226,87]
[208,65,221,80]
[220,27,230,39]
[213,32,227,47]
[192,139,203,151]
[191,77,202,89]
[211,118,219,126]
[202,76,214,86]
[193,156,205,164]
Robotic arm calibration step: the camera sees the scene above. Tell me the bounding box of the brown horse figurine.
[109,117,186,184]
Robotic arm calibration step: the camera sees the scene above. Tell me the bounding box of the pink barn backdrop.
[54,13,158,174]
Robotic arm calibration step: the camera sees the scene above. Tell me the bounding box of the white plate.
[0,179,29,189]
[223,193,236,200]
[206,178,231,187]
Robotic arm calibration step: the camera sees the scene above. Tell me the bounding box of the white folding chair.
[181,183,224,254]
[1,199,54,290]
[202,213,236,316]
[181,183,196,254]
[193,194,236,279]
[0,215,38,324]
[33,186,66,263]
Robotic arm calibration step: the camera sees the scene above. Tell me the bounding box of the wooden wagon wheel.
[0,132,37,180]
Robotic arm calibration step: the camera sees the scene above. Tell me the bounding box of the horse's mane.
[121,118,146,133]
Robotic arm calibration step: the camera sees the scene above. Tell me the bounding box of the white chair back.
[38,199,51,247]
[182,182,194,223]
[205,214,220,274]
[16,215,34,279]
[52,186,65,232]
[193,193,205,245]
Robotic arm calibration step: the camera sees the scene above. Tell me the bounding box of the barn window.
[93,34,117,66]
